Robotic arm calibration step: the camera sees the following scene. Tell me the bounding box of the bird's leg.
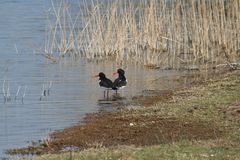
[104,90,106,98]
[107,90,109,98]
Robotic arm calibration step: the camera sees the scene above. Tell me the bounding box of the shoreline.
[7,69,240,159]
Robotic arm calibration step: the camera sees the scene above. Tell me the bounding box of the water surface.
[0,1,191,159]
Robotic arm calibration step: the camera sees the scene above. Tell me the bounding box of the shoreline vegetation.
[7,69,240,159]
[43,0,240,70]
[9,0,240,159]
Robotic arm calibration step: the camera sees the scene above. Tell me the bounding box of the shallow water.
[0,1,193,159]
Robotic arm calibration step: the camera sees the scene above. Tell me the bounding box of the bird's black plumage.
[112,69,127,90]
[98,72,113,89]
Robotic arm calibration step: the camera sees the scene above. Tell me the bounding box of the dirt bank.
[8,111,222,155]
[8,94,222,155]
[8,69,240,156]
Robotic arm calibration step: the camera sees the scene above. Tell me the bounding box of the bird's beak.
[113,72,118,76]
[92,74,99,78]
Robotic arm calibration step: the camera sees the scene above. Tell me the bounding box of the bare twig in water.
[14,44,19,54]
[22,86,27,102]
[6,82,11,101]
[47,81,52,95]
[2,79,6,102]
[43,84,47,96]
[40,81,53,100]
[40,83,47,101]
[15,86,21,100]
[41,53,58,63]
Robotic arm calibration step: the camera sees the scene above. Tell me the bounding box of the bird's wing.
[113,78,121,86]
[100,78,113,88]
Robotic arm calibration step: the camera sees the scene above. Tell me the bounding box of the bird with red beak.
[94,72,113,98]
[112,69,127,93]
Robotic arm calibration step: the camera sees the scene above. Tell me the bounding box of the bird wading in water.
[112,68,127,93]
[94,72,113,98]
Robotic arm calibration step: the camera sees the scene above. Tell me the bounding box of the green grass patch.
[26,143,240,160]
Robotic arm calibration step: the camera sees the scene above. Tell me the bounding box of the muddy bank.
[8,111,222,155]
[53,113,222,148]
[8,69,238,155]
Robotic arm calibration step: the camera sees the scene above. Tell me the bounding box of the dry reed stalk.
[44,0,240,70]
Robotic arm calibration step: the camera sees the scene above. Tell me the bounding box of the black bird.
[94,72,113,97]
[112,69,127,93]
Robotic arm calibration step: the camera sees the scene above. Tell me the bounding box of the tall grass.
[45,0,240,69]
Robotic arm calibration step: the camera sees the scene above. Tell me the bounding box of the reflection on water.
[97,93,128,111]
[0,0,197,159]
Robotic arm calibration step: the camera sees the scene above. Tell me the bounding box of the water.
[0,1,191,159]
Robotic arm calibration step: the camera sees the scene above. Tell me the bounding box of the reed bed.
[45,0,240,70]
